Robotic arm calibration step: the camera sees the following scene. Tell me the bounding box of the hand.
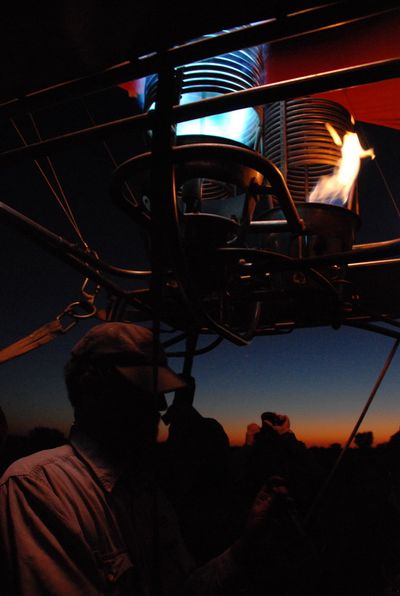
[262,414,291,435]
[232,476,303,566]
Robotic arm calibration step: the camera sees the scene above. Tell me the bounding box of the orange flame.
[309,124,375,206]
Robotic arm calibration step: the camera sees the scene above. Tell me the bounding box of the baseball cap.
[70,322,187,395]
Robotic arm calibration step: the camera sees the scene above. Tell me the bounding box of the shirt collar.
[69,425,123,493]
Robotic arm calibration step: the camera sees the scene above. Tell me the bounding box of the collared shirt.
[0,427,241,596]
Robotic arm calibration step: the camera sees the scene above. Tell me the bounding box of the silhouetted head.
[245,423,261,446]
[64,322,186,461]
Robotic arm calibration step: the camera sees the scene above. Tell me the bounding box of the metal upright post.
[148,58,178,378]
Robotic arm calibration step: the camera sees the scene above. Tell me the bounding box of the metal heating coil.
[263,98,354,202]
[145,43,265,204]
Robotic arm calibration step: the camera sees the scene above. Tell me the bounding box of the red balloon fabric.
[265,11,400,129]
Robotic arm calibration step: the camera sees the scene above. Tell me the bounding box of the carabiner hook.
[80,276,101,306]
[64,300,97,320]
[56,309,79,334]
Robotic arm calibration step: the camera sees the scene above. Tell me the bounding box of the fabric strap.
[0,319,64,365]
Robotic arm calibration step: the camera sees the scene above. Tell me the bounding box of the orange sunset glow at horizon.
[157,414,399,449]
[217,424,398,449]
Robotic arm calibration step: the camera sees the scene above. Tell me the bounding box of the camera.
[261,412,283,426]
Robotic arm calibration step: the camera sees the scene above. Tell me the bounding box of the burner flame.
[309,123,375,206]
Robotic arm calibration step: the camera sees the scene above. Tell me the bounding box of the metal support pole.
[148,59,178,402]
[0,58,398,166]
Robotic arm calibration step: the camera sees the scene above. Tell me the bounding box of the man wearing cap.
[0,322,306,596]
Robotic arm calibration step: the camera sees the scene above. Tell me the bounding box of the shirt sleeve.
[0,472,105,596]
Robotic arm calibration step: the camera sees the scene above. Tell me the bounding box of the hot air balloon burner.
[253,97,365,258]
[263,97,355,204]
[260,202,360,258]
[144,41,266,203]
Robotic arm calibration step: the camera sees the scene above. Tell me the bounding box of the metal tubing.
[248,220,292,232]
[1,2,398,118]
[218,237,400,271]
[111,144,304,234]
[0,201,151,280]
[3,196,399,287]
[345,322,400,339]
[348,258,400,268]
[0,57,398,166]
[173,58,400,123]
[182,333,199,378]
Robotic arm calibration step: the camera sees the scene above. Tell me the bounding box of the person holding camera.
[0,323,309,596]
[243,411,323,519]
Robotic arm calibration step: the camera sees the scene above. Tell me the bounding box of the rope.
[373,157,400,222]
[354,120,400,225]
[304,337,400,527]
[10,117,89,247]
[81,98,139,205]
